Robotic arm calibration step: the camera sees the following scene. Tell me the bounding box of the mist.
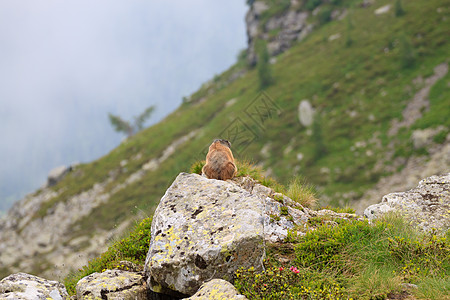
[0,1,247,212]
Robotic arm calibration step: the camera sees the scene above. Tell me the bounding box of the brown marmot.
[202,139,237,180]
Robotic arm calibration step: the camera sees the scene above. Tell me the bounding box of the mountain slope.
[0,0,449,280]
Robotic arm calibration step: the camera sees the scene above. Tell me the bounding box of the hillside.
[1,0,449,282]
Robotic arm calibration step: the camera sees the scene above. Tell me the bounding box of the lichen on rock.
[76,269,148,300]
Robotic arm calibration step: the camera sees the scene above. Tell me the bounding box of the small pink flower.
[290,266,300,274]
[264,284,268,287]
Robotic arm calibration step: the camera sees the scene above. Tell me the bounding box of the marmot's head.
[213,139,231,148]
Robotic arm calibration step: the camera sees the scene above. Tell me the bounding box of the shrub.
[433,130,448,144]
[305,0,322,11]
[345,13,353,47]
[311,114,327,160]
[395,0,405,17]
[318,7,333,25]
[256,39,274,89]
[399,35,416,69]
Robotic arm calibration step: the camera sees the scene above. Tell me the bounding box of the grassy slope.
[55,1,450,298]
[21,0,449,279]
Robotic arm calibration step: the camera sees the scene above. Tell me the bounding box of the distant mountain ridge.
[0,0,449,280]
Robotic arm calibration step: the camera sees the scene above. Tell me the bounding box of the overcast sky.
[0,1,247,212]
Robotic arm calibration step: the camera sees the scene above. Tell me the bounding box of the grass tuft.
[285,176,318,208]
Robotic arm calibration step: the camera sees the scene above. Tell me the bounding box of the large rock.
[144,173,265,297]
[183,279,247,300]
[144,173,359,297]
[0,272,69,300]
[76,269,148,300]
[364,173,450,232]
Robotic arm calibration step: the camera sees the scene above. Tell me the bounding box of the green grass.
[235,214,450,299]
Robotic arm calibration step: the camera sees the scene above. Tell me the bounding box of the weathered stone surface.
[364,173,450,232]
[183,279,247,300]
[0,272,68,300]
[76,269,148,300]
[144,173,265,297]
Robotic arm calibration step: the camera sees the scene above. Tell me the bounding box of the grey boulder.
[144,173,265,297]
[0,272,68,300]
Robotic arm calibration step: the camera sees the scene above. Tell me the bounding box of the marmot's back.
[202,139,237,180]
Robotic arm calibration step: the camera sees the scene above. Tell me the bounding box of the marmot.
[202,139,237,180]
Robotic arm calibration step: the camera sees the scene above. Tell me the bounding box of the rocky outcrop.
[364,173,450,232]
[47,165,72,187]
[245,0,351,65]
[246,1,313,65]
[0,273,69,300]
[144,172,359,297]
[76,269,148,300]
[183,279,247,300]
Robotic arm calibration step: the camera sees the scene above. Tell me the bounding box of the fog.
[0,1,247,212]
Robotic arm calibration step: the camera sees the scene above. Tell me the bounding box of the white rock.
[298,100,315,127]
[328,33,341,41]
[374,4,391,15]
